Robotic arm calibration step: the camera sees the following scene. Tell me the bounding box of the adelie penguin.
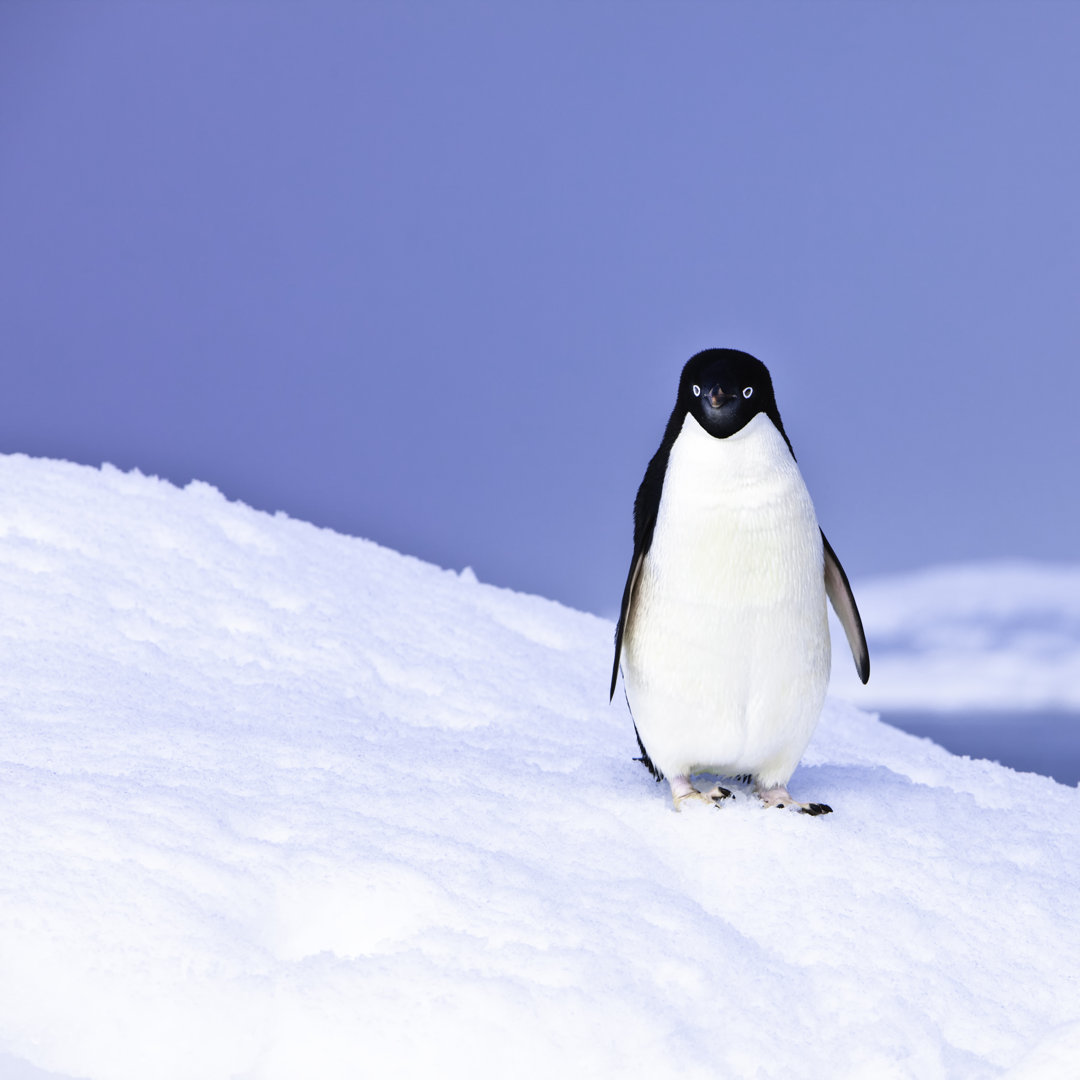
[611,348,870,814]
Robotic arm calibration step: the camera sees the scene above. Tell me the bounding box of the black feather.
[633,722,664,782]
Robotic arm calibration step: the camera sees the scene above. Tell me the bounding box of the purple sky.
[1,1,1077,616]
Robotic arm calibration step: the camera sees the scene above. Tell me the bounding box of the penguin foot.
[753,784,832,816]
[673,787,733,811]
[670,775,732,811]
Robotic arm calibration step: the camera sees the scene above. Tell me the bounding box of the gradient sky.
[1,1,1077,616]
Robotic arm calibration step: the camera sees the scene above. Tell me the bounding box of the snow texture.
[0,455,1077,1080]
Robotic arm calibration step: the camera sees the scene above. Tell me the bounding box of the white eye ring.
[692,384,701,397]
[742,386,753,398]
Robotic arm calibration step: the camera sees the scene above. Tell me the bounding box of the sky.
[0,0,1077,616]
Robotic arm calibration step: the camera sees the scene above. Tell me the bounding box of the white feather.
[622,411,830,787]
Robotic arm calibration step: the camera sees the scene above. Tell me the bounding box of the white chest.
[644,412,821,610]
[622,412,830,781]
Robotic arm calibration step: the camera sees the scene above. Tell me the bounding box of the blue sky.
[1,1,1077,616]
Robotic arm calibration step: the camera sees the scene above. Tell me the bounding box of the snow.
[829,562,1080,713]
[0,454,1078,1080]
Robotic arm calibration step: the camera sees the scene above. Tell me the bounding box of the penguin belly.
[623,412,830,788]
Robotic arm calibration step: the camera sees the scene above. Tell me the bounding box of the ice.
[0,454,1077,1080]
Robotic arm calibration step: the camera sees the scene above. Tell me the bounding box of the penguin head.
[678,348,790,448]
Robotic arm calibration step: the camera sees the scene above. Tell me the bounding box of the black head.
[672,348,793,454]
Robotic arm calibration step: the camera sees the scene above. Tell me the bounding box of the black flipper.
[610,430,674,700]
[610,551,643,700]
[822,530,870,684]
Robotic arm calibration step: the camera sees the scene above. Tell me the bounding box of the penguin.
[610,348,869,814]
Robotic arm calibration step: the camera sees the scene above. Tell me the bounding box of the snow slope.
[0,455,1078,1080]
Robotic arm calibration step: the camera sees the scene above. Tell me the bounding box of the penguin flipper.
[611,550,643,700]
[822,530,870,684]
[611,442,669,700]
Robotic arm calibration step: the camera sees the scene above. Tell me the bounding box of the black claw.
[799,803,833,816]
[775,803,785,810]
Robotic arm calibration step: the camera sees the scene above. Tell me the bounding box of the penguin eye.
[742,387,753,399]
[692,384,701,397]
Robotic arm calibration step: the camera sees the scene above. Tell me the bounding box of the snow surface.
[0,455,1078,1080]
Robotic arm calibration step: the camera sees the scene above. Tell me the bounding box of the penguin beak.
[706,386,735,410]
